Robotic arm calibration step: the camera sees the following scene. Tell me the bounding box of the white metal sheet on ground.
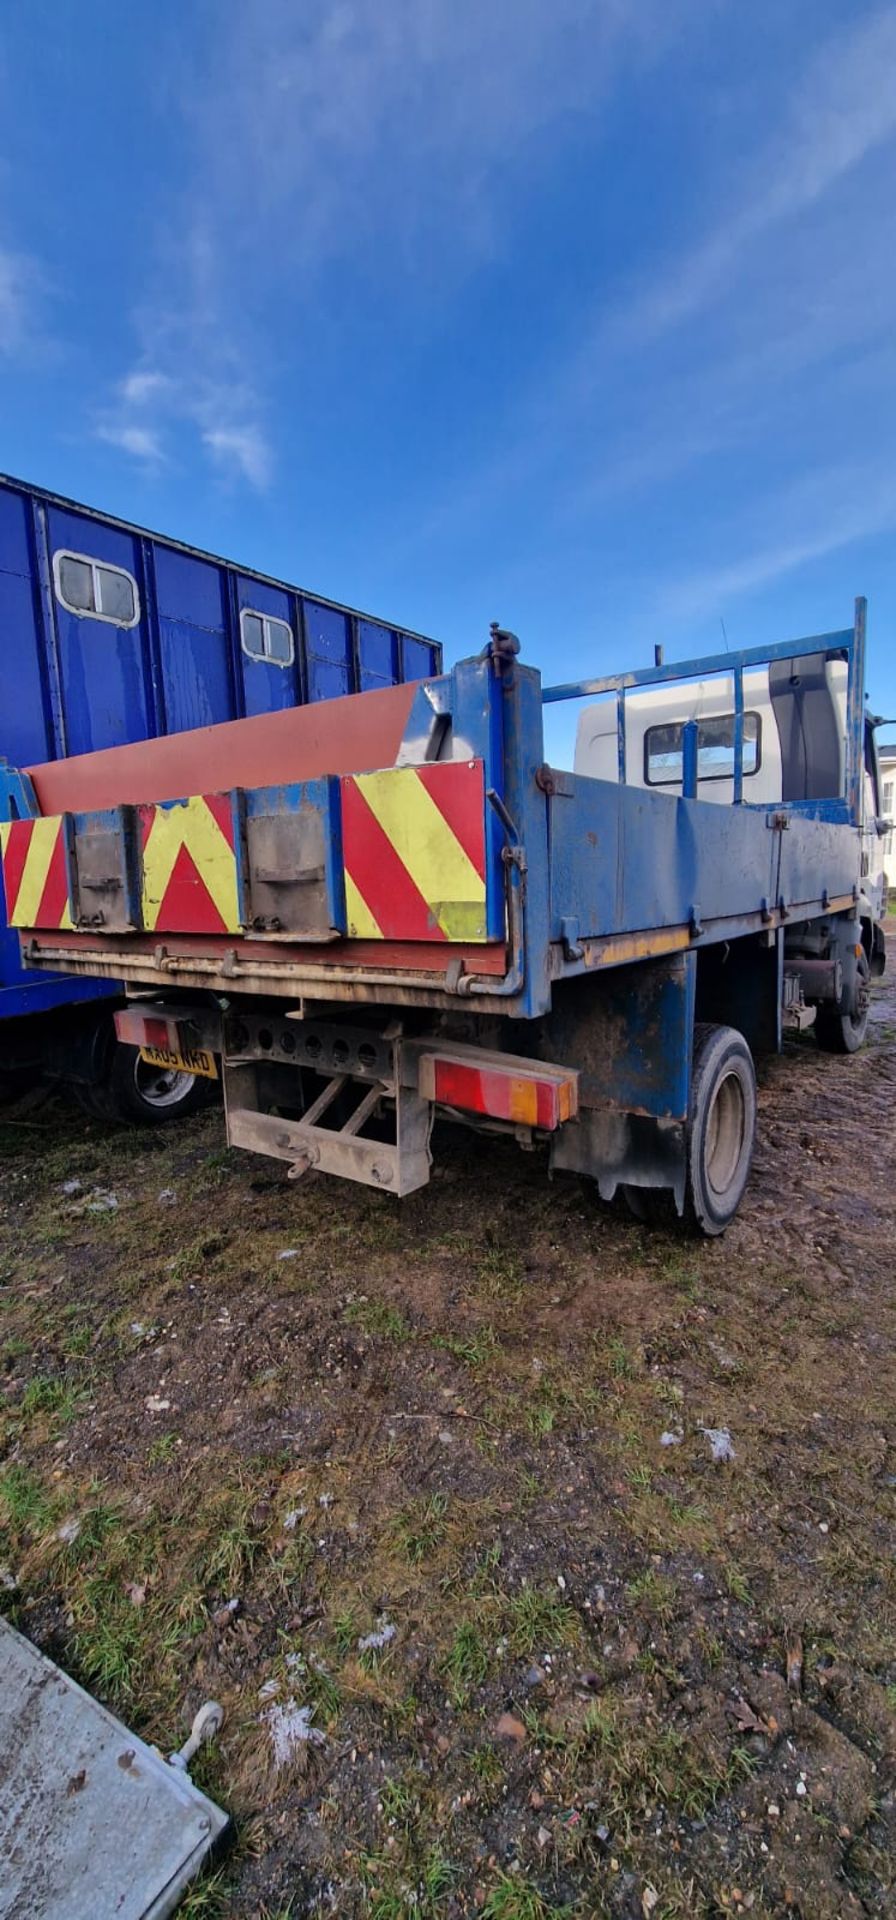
[0,1617,228,1919]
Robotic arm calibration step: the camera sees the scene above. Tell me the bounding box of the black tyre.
[622,1024,756,1236]
[815,949,870,1055]
[75,1042,212,1126]
[684,1023,757,1235]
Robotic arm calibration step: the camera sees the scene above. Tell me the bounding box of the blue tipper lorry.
[0,473,440,1120]
[1,594,886,1233]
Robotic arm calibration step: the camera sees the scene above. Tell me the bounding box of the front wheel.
[815,949,870,1055]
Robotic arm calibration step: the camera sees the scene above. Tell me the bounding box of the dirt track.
[1,956,895,1919]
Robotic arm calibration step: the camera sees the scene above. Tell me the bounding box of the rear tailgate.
[1,673,508,996]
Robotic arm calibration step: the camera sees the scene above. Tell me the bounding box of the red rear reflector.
[115,1008,176,1051]
[418,1052,576,1130]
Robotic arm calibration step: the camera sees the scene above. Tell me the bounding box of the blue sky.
[2,0,895,759]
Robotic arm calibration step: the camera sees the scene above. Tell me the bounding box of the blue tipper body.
[0,472,441,1023]
[11,610,867,1036]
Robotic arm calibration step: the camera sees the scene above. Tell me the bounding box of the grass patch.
[193,1480,264,1592]
[72,1578,150,1707]
[168,1233,227,1285]
[345,1298,412,1341]
[478,1245,524,1301]
[0,1462,59,1539]
[481,1874,569,1920]
[501,1584,578,1656]
[392,1493,449,1565]
[443,1620,490,1704]
[434,1327,498,1369]
[21,1372,85,1425]
[626,1568,677,1624]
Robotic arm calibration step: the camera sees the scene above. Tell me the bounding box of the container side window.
[58,555,96,614]
[96,565,136,624]
[240,607,294,668]
[54,550,139,628]
[265,617,294,665]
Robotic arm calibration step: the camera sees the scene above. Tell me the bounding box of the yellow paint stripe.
[344,870,383,940]
[0,823,10,858]
[141,796,240,933]
[353,768,486,941]
[12,816,61,927]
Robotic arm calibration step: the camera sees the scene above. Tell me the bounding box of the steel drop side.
[1,603,882,1232]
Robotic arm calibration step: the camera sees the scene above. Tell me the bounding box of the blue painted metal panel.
[405,635,440,679]
[240,777,346,936]
[548,775,861,942]
[359,619,397,692]
[46,505,152,755]
[305,600,352,702]
[0,489,52,768]
[0,950,115,1019]
[153,546,234,733]
[236,575,300,717]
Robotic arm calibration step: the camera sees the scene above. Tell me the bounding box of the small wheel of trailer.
[73,1028,212,1126]
[815,948,870,1055]
[624,1022,757,1237]
[105,1044,211,1125]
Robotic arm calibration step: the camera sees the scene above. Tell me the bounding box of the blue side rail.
[542,598,866,825]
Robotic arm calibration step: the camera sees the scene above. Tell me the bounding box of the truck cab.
[574,650,888,970]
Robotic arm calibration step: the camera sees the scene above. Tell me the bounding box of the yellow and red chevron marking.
[0,817,73,929]
[139,793,240,935]
[341,760,487,942]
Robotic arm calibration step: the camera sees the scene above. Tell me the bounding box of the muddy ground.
[1,956,895,1920]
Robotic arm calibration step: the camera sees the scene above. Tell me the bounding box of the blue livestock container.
[0,473,440,1113]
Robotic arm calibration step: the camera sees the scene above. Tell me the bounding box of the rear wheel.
[815,949,870,1054]
[685,1023,756,1235]
[623,1022,756,1237]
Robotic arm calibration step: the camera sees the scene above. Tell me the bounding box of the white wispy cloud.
[610,6,896,342]
[185,0,680,275]
[95,421,166,464]
[95,361,272,491]
[0,246,44,356]
[658,467,896,621]
[406,6,896,605]
[119,370,175,409]
[202,424,272,490]
[99,0,674,492]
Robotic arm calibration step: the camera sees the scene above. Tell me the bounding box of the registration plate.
[138,1042,219,1081]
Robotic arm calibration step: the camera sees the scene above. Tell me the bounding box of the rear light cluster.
[418,1051,576,1130]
